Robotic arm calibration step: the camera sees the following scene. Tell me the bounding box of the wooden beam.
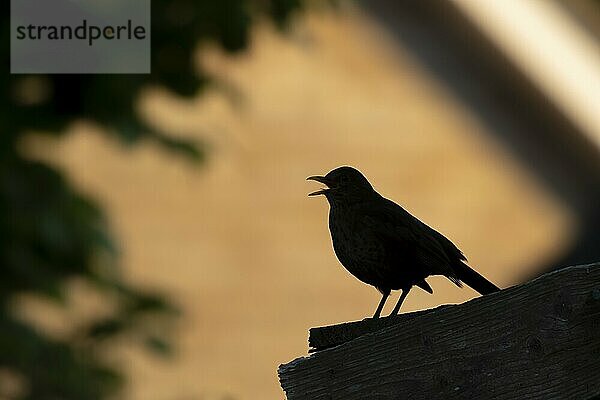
[279,263,600,399]
[309,304,454,352]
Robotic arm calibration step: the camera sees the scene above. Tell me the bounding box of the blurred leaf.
[86,318,127,340]
[152,133,206,163]
[0,314,124,400]
[270,0,303,29]
[144,336,174,357]
[0,0,307,398]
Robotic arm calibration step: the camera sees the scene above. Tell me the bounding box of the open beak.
[306,175,330,196]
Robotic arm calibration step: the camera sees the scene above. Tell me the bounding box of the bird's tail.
[454,261,500,295]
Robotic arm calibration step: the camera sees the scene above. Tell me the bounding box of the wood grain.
[309,304,455,352]
[279,263,600,399]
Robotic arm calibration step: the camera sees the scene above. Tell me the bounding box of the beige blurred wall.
[26,7,574,400]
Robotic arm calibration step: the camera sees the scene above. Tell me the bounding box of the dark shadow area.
[360,0,600,276]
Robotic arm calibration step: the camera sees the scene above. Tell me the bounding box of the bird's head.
[307,166,374,204]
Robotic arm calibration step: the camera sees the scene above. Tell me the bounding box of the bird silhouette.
[308,166,500,318]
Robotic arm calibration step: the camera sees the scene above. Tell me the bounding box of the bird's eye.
[339,175,348,184]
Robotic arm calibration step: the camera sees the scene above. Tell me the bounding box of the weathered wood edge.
[308,304,454,352]
[279,263,600,399]
[308,263,597,351]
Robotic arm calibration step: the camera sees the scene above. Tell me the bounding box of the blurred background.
[2,0,599,399]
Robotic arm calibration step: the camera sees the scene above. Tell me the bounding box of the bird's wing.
[361,197,459,279]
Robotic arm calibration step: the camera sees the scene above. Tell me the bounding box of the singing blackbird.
[307,166,500,318]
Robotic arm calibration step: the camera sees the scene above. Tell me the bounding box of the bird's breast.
[328,207,386,284]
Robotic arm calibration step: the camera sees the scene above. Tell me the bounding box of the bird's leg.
[373,290,390,319]
[390,288,411,316]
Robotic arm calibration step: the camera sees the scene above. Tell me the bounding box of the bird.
[307,166,500,318]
